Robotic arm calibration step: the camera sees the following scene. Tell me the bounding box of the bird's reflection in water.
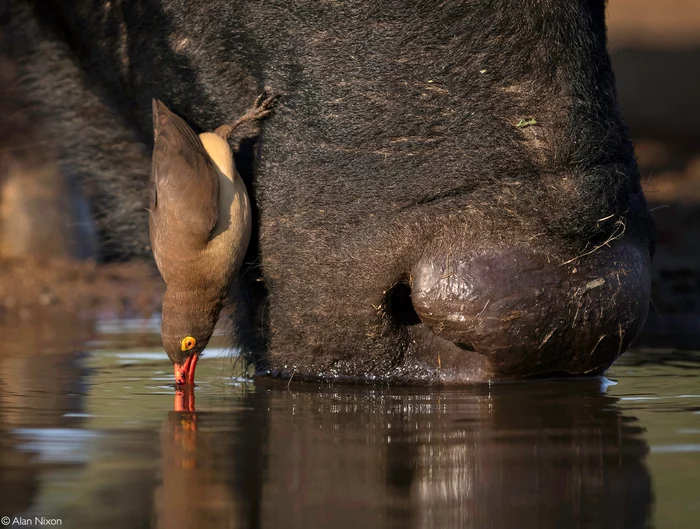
[174,387,196,413]
[155,385,267,529]
[154,378,652,529]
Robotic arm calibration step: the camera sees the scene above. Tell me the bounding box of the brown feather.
[149,100,221,283]
[150,100,219,241]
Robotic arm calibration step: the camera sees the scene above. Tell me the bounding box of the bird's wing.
[150,100,220,245]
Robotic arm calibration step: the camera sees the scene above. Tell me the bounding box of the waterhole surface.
[0,318,698,528]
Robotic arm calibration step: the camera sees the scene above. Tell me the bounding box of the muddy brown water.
[0,318,698,529]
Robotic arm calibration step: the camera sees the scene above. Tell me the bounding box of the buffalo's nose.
[410,239,651,378]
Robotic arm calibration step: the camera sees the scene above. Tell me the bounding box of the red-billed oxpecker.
[149,93,277,385]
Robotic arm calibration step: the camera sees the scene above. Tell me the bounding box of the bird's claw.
[251,90,280,118]
[214,91,280,140]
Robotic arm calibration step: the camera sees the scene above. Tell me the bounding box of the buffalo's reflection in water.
[0,316,651,529]
[154,379,650,529]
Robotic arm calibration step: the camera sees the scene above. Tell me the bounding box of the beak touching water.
[174,354,199,386]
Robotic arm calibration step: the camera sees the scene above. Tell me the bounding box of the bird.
[149,93,277,386]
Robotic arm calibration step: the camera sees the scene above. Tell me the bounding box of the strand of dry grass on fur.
[561,216,628,266]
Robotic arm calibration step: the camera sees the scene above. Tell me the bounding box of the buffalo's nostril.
[384,280,421,326]
[455,342,476,352]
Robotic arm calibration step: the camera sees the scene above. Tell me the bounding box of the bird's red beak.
[174,354,199,386]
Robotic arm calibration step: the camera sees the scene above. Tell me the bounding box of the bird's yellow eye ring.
[181,336,196,351]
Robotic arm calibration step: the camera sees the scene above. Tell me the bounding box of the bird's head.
[161,288,221,385]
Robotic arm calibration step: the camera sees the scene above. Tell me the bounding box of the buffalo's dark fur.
[2,0,655,381]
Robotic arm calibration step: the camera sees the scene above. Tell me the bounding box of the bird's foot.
[214,90,280,141]
[248,90,280,121]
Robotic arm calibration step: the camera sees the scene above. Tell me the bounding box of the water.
[0,319,698,529]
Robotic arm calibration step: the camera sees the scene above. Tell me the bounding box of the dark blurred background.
[607,0,700,347]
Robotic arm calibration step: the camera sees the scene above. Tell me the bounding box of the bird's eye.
[181,336,196,351]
